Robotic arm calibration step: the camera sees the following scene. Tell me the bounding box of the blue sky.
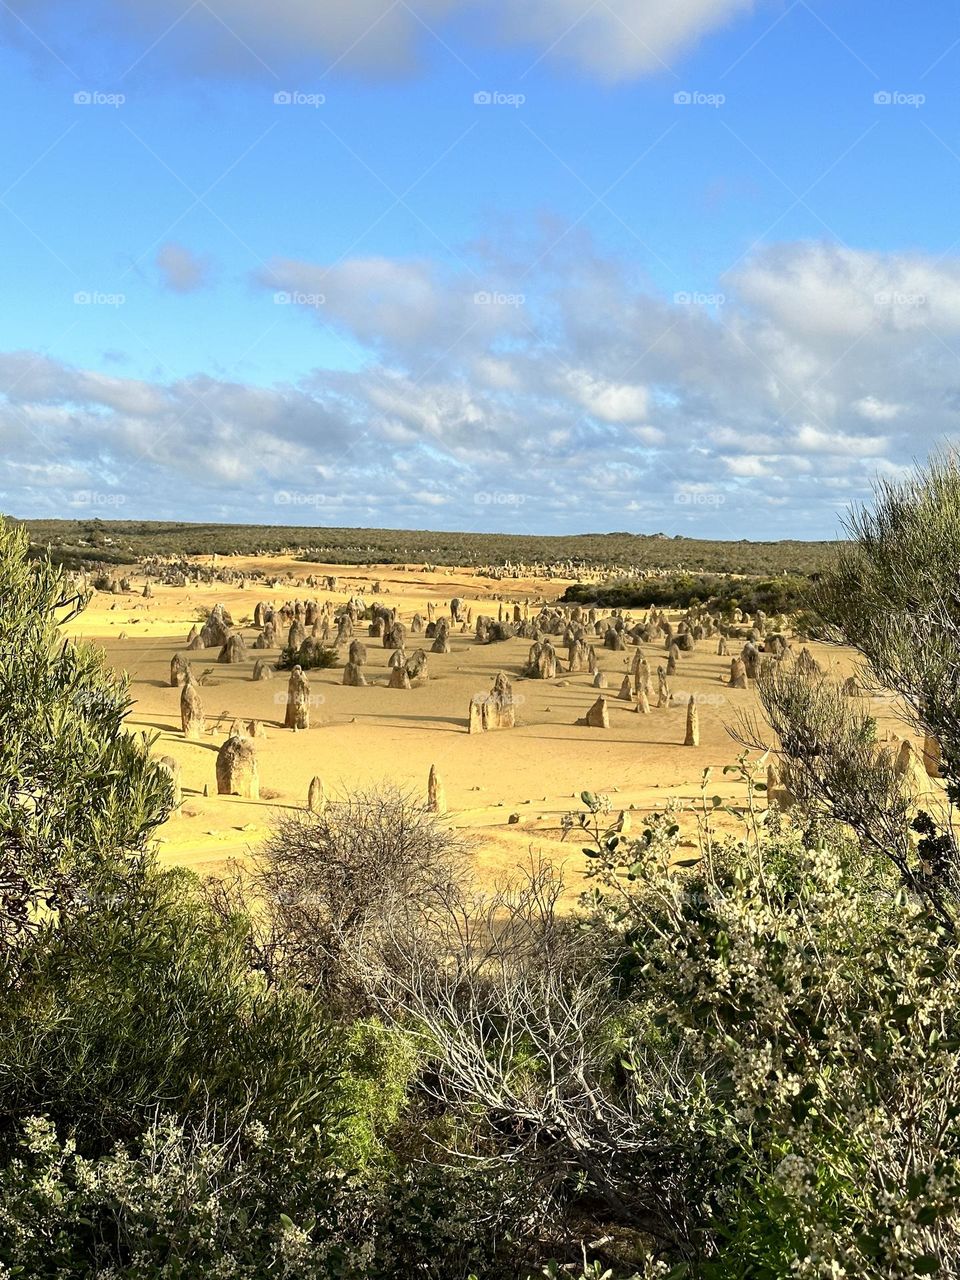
[1,0,959,539]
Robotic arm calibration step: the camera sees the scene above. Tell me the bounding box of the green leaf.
[913,1256,940,1275]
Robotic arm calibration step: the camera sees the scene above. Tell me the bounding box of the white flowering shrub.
[572,784,960,1277]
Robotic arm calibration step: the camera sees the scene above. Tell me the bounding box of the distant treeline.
[13,516,839,576]
[562,572,814,615]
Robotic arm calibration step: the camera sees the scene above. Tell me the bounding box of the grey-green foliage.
[0,518,172,949]
[572,789,960,1278]
[820,452,960,802]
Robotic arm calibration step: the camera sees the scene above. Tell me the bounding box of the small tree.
[737,455,960,927]
[0,519,172,957]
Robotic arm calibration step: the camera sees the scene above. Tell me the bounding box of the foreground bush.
[573,790,960,1275]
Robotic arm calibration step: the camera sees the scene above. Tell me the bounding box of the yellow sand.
[66,555,925,894]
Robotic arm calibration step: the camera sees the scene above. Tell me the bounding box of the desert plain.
[65,553,924,893]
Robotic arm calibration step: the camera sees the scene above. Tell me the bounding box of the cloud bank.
[3,238,959,536]
[6,0,758,81]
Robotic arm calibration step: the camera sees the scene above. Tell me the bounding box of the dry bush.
[217,783,471,1013]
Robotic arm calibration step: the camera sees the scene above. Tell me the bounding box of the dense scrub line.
[14,515,838,576]
[562,571,813,616]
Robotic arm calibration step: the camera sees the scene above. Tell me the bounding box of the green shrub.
[562,572,813,616]
[565,776,960,1276]
[276,643,339,671]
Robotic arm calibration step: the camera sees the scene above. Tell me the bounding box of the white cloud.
[7,0,759,80]
[156,243,212,294]
[854,395,902,422]
[793,423,889,456]
[4,235,960,535]
[566,371,649,423]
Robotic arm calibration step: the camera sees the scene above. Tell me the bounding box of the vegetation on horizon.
[13,515,838,577]
[562,571,813,616]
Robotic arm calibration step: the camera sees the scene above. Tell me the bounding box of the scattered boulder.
[158,754,181,805]
[216,735,259,799]
[343,662,367,687]
[579,695,609,729]
[384,621,406,650]
[284,665,311,730]
[683,696,700,747]
[469,671,517,733]
[524,639,558,679]
[180,681,204,739]
[923,734,943,779]
[307,775,326,814]
[218,634,246,664]
[427,764,445,814]
[170,654,190,688]
[199,605,233,648]
[405,649,429,683]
